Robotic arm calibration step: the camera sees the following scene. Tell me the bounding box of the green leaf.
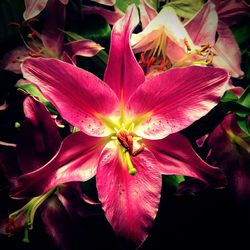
[238,85,250,108]
[162,175,185,189]
[219,88,250,117]
[5,0,25,11]
[16,84,58,114]
[116,0,140,12]
[237,115,250,136]
[164,0,203,19]
[220,90,238,103]
[81,15,111,45]
[231,18,250,54]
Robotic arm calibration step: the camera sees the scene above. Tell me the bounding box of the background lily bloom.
[12,5,230,248]
[207,114,250,202]
[131,4,197,74]
[0,96,99,248]
[167,0,244,78]
[1,0,103,74]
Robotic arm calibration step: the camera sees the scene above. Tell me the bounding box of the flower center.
[8,20,59,62]
[111,123,145,175]
[140,28,170,73]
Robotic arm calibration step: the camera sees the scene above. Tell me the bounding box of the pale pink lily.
[13,5,229,248]
[167,1,244,78]
[23,0,69,20]
[131,1,244,78]
[131,2,198,74]
[1,0,103,74]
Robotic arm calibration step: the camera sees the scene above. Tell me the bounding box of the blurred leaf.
[165,0,203,19]
[115,0,140,12]
[5,0,25,11]
[231,18,250,54]
[80,14,111,50]
[16,84,58,114]
[63,30,85,41]
[0,1,23,53]
[237,115,250,136]
[162,175,185,189]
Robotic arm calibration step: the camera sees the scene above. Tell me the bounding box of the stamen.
[131,143,145,156]
[28,52,43,57]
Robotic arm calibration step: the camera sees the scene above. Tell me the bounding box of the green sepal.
[237,115,250,136]
[16,84,58,114]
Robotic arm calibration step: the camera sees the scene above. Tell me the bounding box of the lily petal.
[132,7,194,52]
[145,133,227,188]
[23,0,48,20]
[41,0,66,57]
[91,0,116,6]
[138,0,157,29]
[212,21,244,78]
[104,5,145,103]
[185,1,218,46]
[96,141,161,248]
[64,39,104,63]
[59,0,69,4]
[21,58,120,137]
[82,5,123,25]
[213,0,250,26]
[11,132,105,198]
[41,195,78,250]
[17,97,61,174]
[128,66,229,139]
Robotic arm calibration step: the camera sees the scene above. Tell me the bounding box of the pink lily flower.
[23,0,69,20]
[1,0,103,74]
[207,113,250,202]
[13,5,229,248]
[167,1,244,78]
